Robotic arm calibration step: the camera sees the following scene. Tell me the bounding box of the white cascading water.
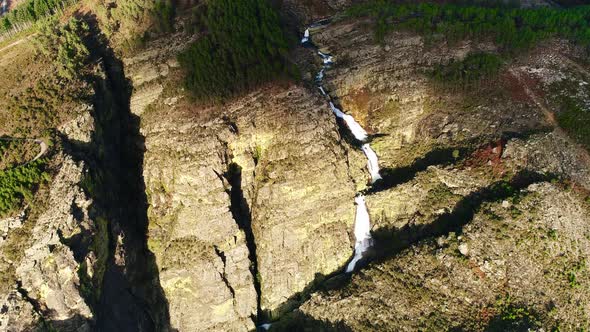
[258,19,381,331]
[362,144,382,184]
[329,102,369,142]
[345,195,373,272]
[318,51,334,65]
[304,26,380,273]
[301,29,310,44]
[316,68,325,81]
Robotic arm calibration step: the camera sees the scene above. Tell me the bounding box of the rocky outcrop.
[143,116,258,331]
[140,82,359,328]
[0,152,99,332]
[124,32,193,117]
[15,155,94,327]
[226,86,357,317]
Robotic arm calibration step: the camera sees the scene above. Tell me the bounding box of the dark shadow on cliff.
[55,13,173,331]
[35,314,93,332]
[371,170,555,261]
[372,146,470,191]
[221,162,263,323]
[257,258,355,324]
[367,127,553,194]
[264,310,352,332]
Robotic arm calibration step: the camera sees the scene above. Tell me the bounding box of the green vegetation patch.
[35,17,90,80]
[178,0,295,101]
[91,0,176,53]
[0,159,50,216]
[555,96,590,151]
[548,78,590,151]
[487,296,542,331]
[153,0,175,34]
[347,2,590,50]
[0,0,77,36]
[431,52,504,86]
[0,140,38,170]
[0,16,91,137]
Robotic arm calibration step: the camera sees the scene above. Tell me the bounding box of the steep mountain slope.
[0,0,589,331]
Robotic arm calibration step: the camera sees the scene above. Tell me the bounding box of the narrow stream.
[303,24,381,273]
[260,22,382,330]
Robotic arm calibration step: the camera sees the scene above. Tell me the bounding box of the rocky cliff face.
[2,1,590,331]
[0,153,96,332]
[0,35,100,331]
[271,15,590,331]
[292,181,590,331]
[119,4,590,330]
[127,33,360,327]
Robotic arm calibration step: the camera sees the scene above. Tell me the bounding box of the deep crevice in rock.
[66,14,172,332]
[16,281,45,317]
[214,246,237,300]
[222,161,263,323]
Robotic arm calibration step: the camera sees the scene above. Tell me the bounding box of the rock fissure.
[213,246,237,300]
[15,281,45,317]
[222,160,262,322]
[80,16,170,331]
[338,137,357,188]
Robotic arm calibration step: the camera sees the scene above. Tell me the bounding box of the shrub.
[153,0,175,33]
[0,159,49,216]
[34,17,90,80]
[555,95,590,151]
[178,0,294,100]
[487,296,542,331]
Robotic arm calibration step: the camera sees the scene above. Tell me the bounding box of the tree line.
[178,0,295,101]
[347,1,590,51]
[0,0,76,37]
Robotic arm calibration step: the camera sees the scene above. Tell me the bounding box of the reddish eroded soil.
[464,139,505,176]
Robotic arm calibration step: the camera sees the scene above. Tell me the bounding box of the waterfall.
[362,144,382,183]
[316,69,325,81]
[301,29,310,44]
[345,195,373,273]
[303,25,380,274]
[329,102,369,142]
[318,51,334,65]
